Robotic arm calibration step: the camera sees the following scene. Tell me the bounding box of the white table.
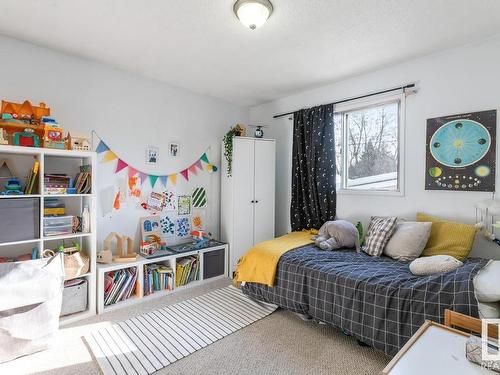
[382,320,495,374]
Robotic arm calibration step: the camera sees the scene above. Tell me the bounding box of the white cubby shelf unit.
[0,145,97,325]
[97,243,228,314]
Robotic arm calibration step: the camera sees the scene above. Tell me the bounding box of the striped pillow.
[362,216,398,257]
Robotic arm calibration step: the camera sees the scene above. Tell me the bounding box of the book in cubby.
[176,255,200,287]
[143,263,174,296]
[104,266,138,306]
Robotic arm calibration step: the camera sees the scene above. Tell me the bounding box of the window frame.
[335,92,405,197]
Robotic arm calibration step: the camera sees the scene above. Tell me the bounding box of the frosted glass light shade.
[234,0,273,30]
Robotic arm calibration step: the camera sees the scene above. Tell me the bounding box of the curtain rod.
[272,83,416,119]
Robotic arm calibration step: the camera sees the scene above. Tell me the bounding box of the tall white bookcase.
[0,145,97,325]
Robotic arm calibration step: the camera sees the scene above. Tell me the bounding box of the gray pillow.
[409,255,463,275]
[384,221,432,261]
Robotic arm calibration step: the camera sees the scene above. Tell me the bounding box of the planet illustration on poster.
[425,110,496,192]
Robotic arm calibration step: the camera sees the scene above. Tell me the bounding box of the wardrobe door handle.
[255,200,259,203]
[251,200,255,203]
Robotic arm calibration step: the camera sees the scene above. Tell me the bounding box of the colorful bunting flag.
[139,172,148,184]
[169,174,177,185]
[128,167,138,177]
[160,175,168,187]
[96,141,109,154]
[102,150,118,163]
[95,138,218,187]
[149,175,159,188]
[115,159,128,173]
[188,164,198,176]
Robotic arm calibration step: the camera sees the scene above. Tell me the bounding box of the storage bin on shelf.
[43,215,74,237]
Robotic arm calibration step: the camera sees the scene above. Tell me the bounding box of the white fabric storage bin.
[61,279,88,317]
[0,254,64,363]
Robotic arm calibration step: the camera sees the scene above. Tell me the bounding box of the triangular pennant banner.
[139,172,148,184]
[194,159,203,170]
[149,175,159,188]
[169,174,177,185]
[212,165,218,172]
[160,175,168,187]
[115,159,128,173]
[128,166,138,177]
[200,153,209,164]
[180,169,189,181]
[101,150,118,163]
[189,164,198,176]
[95,141,109,154]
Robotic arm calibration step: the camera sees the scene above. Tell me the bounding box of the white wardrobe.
[221,137,276,276]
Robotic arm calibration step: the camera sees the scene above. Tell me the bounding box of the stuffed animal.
[312,220,360,251]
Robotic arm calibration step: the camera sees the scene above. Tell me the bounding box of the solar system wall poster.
[426,110,496,192]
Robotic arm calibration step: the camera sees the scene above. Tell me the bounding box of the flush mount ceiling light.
[233,0,273,30]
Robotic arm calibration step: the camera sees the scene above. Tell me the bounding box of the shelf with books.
[0,145,97,325]
[102,266,140,309]
[96,242,228,314]
[175,255,200,288]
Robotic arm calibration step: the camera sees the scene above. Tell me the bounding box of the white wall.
[250,36,500,260]
[0,35,247,248]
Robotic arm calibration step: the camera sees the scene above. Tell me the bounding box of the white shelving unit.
[0,144,97,325]
[97,243,228,314]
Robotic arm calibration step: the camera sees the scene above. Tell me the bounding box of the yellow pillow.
[416,213,477,261]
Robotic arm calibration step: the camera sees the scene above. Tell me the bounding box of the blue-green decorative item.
[426,110,496,191]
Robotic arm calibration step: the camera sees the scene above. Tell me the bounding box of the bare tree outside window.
[335,101,400,191]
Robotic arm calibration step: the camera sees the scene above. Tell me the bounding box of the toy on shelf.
[43,123,66,150]
[2,177,23,195]
[190,230,212,249]
[0,128,8,145]
[67,134,91,151]
[99,232,137,264]
[12,128,40,147]
[1,100,50,125]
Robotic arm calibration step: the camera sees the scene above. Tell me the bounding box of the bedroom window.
[334,94,404,195]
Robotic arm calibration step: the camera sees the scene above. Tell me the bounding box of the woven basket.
[62,248,90,281]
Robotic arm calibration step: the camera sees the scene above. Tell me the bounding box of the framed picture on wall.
[425,109,496,192]
[169,142,180,157]
[146,145,159,164]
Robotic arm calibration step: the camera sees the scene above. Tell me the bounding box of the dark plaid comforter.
[241,245,488,356]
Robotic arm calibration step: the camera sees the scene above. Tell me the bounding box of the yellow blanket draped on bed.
[235,230,317,287]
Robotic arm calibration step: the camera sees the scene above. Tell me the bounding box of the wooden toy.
[43,124,66,149]
[12,128,40,147]
[67,133,91,151]
[97,249,113,264]
[0,128,8,145]
[103,232,137,262]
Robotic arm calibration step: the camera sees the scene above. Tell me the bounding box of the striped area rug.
[84,285,277,375]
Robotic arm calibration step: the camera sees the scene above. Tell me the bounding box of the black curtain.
[290,104,336,231]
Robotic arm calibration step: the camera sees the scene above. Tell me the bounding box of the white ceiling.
[1,0,500,106]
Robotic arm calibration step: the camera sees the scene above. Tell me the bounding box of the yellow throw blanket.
[235,230,317,287]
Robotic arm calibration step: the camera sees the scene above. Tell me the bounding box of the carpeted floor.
[1,278,390,375]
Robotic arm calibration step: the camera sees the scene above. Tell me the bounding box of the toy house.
[101,232,137,263]
[68,134,91,151]
[43,124,66,149]
[1,100,50,124]
[0,128,8,145]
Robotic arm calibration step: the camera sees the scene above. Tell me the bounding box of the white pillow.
[384,222,432,261]
[478,301,500,319]
[474,260,500,302]
[409,255,463,275]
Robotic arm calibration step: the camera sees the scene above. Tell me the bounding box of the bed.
[240,244,488,356]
